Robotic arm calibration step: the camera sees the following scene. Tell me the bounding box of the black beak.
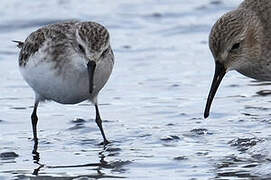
[87,61,96,94]
[204,62,226,118]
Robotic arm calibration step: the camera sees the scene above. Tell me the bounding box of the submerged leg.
[95,103,109,145]
[31,100,39,143]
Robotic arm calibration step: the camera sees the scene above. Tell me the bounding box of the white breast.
[20,52,91,104]
[20,43,114,105]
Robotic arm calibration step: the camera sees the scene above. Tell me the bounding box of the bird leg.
[31,100,39,144]
[95,104,110,145]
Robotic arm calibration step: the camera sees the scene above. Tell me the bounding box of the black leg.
[31,101,39,143]
[32,139,39,157]
[95,104,109,145]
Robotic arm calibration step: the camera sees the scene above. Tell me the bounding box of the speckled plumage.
[19,21,111,67]
[78,22,109,52]
[205,0,271,118]
[209,0,271,80]
[15,21,114,145]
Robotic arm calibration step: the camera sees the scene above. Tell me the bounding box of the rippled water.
[3,0,271,179]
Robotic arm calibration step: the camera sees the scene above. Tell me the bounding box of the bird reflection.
[31,140,128,178]
[32,163,44,176]
[32,140,44,175]
[32,140,39,162]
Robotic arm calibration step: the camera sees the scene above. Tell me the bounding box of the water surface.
[2,0,271,179]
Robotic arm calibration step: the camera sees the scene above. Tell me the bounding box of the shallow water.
[2,0,271,179]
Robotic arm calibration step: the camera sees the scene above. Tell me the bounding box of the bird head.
[204,9,263,118]
[75,22,110,94]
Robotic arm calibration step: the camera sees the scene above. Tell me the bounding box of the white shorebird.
[204,0,271,118]
[14,21,114,145]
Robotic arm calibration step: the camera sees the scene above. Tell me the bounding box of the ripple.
[190,128,212,136]
[215,155,260,179]
[105,147,122,153]
[160,135,181,142]
[145,12,163,18]
[68,124,86,130]
[256,90,271,97]
[107,160,131,172]
[80,139,96,145]
[229,137,263,152]
[196,151,209,156]
[242,113,258,117]
[138,133,152,138]
[103,147,122,157]
[245,106,270,111]
[122,45,131,49]
[10,107,27,110]
[174,156,188,161]
[248,81,271,86]
[71,118,87,124]
[217,171,258,179]
[210,0,223,5]
[0,152,18,160]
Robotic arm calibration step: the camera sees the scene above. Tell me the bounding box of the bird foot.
[99,140,111,146]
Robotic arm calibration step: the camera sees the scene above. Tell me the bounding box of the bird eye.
[231,43,240,51]
[78,44,85,54]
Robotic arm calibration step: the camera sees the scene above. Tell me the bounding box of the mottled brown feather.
[18,21,110,67]
[209,0,271,80]
[77,22,109,52]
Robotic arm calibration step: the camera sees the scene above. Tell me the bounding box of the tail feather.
[12,40,24,49]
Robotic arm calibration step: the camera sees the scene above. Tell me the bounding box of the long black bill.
[87,61,96,94]
[204,62,226,118]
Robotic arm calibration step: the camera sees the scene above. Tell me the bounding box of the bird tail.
[12,40,24,49]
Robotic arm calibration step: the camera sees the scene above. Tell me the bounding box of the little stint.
[204,0,271,118]
[14,21,114,145]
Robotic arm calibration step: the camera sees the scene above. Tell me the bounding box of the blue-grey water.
[2,0,271,179]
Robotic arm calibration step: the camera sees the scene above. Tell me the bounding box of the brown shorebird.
[204,0,271,118]
[14,21,114,145]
